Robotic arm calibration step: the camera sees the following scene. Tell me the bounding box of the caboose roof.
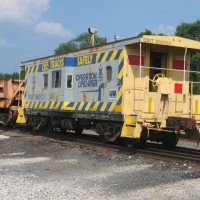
[139,35,200,50]
[21,35,200,65]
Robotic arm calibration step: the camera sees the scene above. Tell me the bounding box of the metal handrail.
[139,65,200,74]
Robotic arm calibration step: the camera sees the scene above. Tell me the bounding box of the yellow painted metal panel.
[117,87,122,102]
[118,68,123,80]
[148,97,152,113]
[114,105,122,112]
[39,102,44,109]
[121,116,142,139]
[100,102,108,111]
[101,51,109,62]
[96,53,101,62]
[64,102,78,111]
[52,102,61,110]
[44,102,49,109]
[35,65,39,72]
[26,102,30,108]
[30,66,35,73]
[72,102,78,110]
[195,100,199,115]
[121,126,136,137]
[0,101,5,107]
[50,101,55,109]
[90,102,100,111]
[140,35,200,50]
[63,107,74,111]
[108,102,116,112]
[31,102,34,109]
[78,102,85,110]
[62,101,70,110]
[25,67,31,81]
[16,108,27,124]
[85,102,92,111]
[110,50,118,61]
[118,49,124,62]
[125,115,136,124]
[34,102,39,109]
[121,115,137,137]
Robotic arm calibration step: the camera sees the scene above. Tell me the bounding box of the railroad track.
[139,143,200,164]
[1,126,200,165]
[44,131,200,165]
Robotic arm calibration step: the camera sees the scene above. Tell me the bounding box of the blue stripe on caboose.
[65,57,76,66]
[37,57,76,72]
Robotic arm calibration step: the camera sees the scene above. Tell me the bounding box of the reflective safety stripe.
[25,101,118,113]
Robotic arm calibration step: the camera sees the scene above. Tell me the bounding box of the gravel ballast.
[0,128,200,200]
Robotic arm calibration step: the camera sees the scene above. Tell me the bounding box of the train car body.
[0,79,24,126]
[20,35,200,147]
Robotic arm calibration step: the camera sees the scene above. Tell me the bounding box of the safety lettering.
[77,55,93,66]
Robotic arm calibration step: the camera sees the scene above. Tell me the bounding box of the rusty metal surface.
[0,79,24,108]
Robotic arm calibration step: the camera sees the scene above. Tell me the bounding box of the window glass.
[66,75,73,88]
[106,66,112,82]
[52,70,61,88]
[109,89,117,99]
[43,74,48,88]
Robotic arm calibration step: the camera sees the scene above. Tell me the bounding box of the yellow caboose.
[20,35,200,148]
[120,35,200,147]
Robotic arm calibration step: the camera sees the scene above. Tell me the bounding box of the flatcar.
[7,35,200,147]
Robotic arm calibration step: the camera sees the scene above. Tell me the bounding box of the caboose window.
[109,89,117,99]
[66,75,73,89]
[106,66,112,82]
[43,74,48,88]
[52,70,61,88]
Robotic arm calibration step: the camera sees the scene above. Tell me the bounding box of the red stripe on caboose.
[174,83,183,94]
[173,60,186,70]
[128,55,144,66]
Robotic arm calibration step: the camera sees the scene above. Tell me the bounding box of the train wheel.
[46,125,54,134]
[29,116,46,131]
[31,121,41,131]
[96,124,121,143]
[162,133,179,149]
[60,128,67,134]
[74,126,83,135]
[123,127,147,148]
[123,138,140,148]
[1,114,12,127]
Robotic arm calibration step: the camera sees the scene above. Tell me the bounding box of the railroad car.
[16,35,200,147]
[0,79,24,126]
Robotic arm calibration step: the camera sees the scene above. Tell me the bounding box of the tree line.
[0,70,25,80]
[1,19,200,84]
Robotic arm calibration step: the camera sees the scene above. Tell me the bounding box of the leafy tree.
[138,28,166,37]
[54,32,107,55]
[189,52,200,94]
[175,20,200,94]
[20,68,25,79]
[0,71,25,80]
[138,28,155,37]
[175,20,200,40]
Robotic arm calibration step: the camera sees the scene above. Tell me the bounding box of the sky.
[0,0,200,73]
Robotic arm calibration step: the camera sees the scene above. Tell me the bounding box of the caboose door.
[149,52,166,91]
